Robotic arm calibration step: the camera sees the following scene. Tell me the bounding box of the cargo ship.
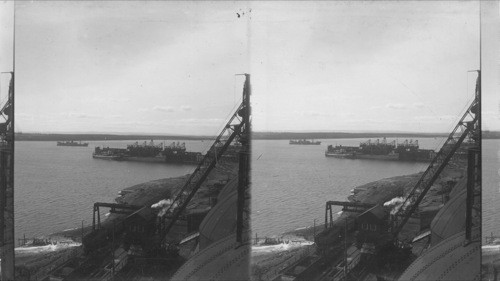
[325,138,435,162]
[205,140,241,163]
[162,142,203,164]
[93,140,203,164]
[57,140,89,147]
[289,139,321,145]
[92,147,126,160]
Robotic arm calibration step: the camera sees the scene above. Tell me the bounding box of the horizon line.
[14,130,456,136]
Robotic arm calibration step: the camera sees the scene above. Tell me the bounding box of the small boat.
[289,139,321,145]
[92,147,125,160]
[57,140,89,147]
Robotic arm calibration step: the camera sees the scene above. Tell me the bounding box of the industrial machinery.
[390,71,480,240]
[315,71,481,280]
[77,75,250,280]
[157,74,251,247]
[82,203,141,254]
[0,72,14,280]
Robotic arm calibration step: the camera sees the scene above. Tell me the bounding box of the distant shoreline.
[15,133,214,141]
[252,131,448,140]
[14,130,500,141]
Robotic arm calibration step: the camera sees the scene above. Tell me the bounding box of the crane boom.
[0,72,15,280]
[391,72,480,237]
[158,75,250,244]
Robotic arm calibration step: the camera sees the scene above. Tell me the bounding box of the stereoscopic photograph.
[250,2,485,281]
[0,1,499,281]
[1,2,250,280]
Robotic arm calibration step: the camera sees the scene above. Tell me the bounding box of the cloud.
[63,113,101,119]
[16,113,33,119]
[180,118,223,125]
[88,97,131,103]
[153,106,174,113]
[413,115,457,122]
[386,103,407,110]
[413,102,425,108]
[385,102,428,110]
[181,105,192,111]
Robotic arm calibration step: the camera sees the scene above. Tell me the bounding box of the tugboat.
[57,140,89,147]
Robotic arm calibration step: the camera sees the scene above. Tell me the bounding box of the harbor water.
[482,139,500,239]
[13,138,500,245]
[252,137,451,238]
[14,139,214,244]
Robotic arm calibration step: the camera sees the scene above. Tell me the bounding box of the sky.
[0,1,497,134]
[0,1,14,111]
[250,1,485,133]
[11,1,251,135]
[481,0,500,132]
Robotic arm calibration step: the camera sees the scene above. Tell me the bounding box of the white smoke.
[151,199,178,217]
[384,197,405,207]
[384,196,407,215]
[151,199,172,209]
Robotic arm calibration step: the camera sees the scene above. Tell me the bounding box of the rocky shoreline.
[15,161,237,279]
[251,163,465,281]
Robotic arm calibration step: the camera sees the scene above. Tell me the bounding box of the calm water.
[14,138,499,244]
[482,139,500,239]
[251,138,443,237]
[14,140,214,243]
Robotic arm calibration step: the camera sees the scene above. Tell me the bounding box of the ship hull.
[92,154,123,161]
[93,154,200,165]
[164,153,203,165]
[57,143,88,147]
[121,156,165,163]
[351,154,399,161]
[93,141,204,165]
[324,152,353,158]
[325,152,431,162]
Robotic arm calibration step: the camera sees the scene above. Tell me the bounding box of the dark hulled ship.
[325,138,435,162]
[162,142,203,164]
[93,140,203,164]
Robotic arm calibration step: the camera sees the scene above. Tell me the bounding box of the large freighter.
[325,138,435,162]
[162,142,203,164]
[92,140,203,164]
